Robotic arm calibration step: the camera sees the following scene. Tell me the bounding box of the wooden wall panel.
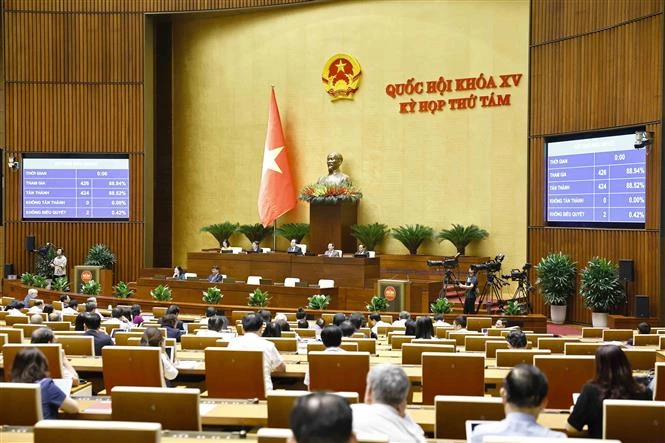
[529,2,664,323]
[531,0,663,44]
[528,228,660,324]
[4,84,143,151]
[530,14,662,136]
[3,0,315,13]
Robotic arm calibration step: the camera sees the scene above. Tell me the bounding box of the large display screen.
[23,155,130,220]
[547,132,646,226]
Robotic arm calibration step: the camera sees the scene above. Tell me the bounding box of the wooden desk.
[134,279,341,309]
[186,252,379,289]
[0,427,254,442]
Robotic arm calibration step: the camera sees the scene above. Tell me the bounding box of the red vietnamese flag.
[258,87,296,227]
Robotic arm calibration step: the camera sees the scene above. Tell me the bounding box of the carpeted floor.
[547,322,583,336]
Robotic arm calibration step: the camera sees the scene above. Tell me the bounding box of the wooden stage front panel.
[186,252,379,289]
[135,278,341,309]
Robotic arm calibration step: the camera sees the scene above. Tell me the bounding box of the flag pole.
[273,220,277,252]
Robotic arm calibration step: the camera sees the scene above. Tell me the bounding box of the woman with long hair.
[10,347,79,419]
[140,327,178,382]
[567,344,652,438]
[415,316,434,340]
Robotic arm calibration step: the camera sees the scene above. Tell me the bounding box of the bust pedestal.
[309,201,358,255]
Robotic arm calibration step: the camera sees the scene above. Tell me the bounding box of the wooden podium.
[309,201,358,254]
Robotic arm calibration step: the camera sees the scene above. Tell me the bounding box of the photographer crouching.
[457,267,479,314]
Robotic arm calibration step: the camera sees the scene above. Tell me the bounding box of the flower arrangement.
[202,287,223,304]
[299,182,362,204]
[248,288,271,307]
[365,295,389,312]
[307,294,331,310]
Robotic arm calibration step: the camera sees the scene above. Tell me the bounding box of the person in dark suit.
[322,242,341,257]
[207,265,223,283]
[287,239,303,255]
[354,244,369,257]
[247,241,263,253]
[161,313,184,342]
[83,313,114,356]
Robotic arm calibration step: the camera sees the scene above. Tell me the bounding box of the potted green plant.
[502,300,523,315]
[202,287,223,304]
[31,275,49,288]
[113,281,135,299]
[430,297,453,314]
[579,257,625,327]
[248,288,270,307]
[34,244,56,279]
[238,223,274,245]
[351,223,389,252]
[81,280,101,296]
[51,276,70,292]
[84,244,116,269]
[20,272,35,286]
[307,294,331,310]
[365,295,389,312]
[391,224,433,255]
[535,252,576,324]
[436,224,489,255]
[151,284,173,302]
[275,223,310,244]
[200,222,239,248]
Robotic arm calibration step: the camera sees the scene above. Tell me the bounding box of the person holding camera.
[457,267,478,314]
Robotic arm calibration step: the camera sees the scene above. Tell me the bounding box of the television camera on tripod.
[427,252,463,304]
[471,254,509,313]
[502,263,533,314]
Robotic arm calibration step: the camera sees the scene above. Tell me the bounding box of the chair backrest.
[536,337,580,353]
[402,343,455,365]
[655,362,665,401]
[308,351,370,401]
[265,337,298,352]
[422,353,485,404]
[307,342,358,352]
[152,307,167,318]
[602,329,633,341]
[57,336,95,356]
[321,313,335,324]
[231,310,254,324]
[296,244,307,254]
[6,316,30,326]
[523,333,554,346]
[283,277,300,287]
[205,348,266,399]
[633,334,661,346]
[281,330,296,338]
[294,328,316,338]
[41,321,70,331]
[111,386,201,431]
[485,340,510,358]
[0,327,24,343]
[318,279,335,288]
[495,349,551,367]
[448,331,481,346]
[565,342,604,355]
[1,296,15,305]
[33,420,161,443]
[581,327,605,338]
[0,333,7,347]
[247,275,262,285]
[63,314,78,324]
[623,348,656,371]
[0,382,43,425]
[391,335,415,350]
[266,390,359,428]
[186,323,207,334]
[603,399,665,442]
[181,335,225,350]
[534,355,595,409]
[214,339,230,347]
[342,338,377,354]
[3,344,63,381]
[465,335,501,352]
[15,324,50,337]
[102,346,164,391]
[113,331,145,346]
[434,394,504,439]
[379,325,406,336]
[486,328,504,336]
[466,317,493,332]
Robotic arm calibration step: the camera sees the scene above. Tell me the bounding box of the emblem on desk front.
[384,286,396,302]
[322,54,362,101]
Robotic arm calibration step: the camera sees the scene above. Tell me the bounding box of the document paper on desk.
[199,403,217,416]
[53,378,73,396]
[83,400,113,414]
[177,360,200,369]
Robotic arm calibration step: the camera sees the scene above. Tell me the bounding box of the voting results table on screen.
[547,134,646,223]
[23,157,130,219]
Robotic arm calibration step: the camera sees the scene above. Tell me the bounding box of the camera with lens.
[502,263,531,281]
[427,253,461,269]
[471,253,505,273]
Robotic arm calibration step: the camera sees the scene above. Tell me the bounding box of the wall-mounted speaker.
[618,259,634,282]
[635,295,649,318]
[24,235,35,252]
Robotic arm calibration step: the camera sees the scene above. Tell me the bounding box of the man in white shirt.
[28,300,44,314]
[368,313,391,336]
[391,311,410,327]
[227,313,285,392]
[452,315,468,333]
[61,299,79,315]
[351,364,427,443]
[304,325,345,386]
[470,364,566,442]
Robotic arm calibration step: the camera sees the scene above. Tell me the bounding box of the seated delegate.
[322,242,341,257]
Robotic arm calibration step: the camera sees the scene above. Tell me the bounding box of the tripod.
[509,277,533,314]
[475,272,509,313]
[438,268,463,304]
